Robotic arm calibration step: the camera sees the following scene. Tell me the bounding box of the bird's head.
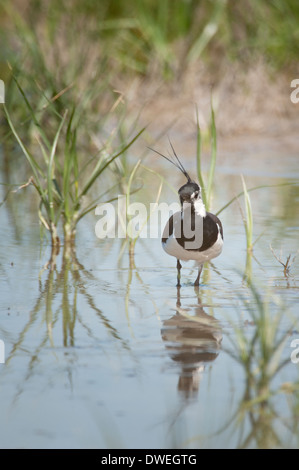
[178,181,201,206]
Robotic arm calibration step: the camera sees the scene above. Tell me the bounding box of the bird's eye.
[194,191,199,197]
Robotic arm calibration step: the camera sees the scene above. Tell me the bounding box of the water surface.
[0,142,299,448]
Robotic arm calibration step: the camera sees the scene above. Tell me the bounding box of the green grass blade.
[195,105,207,207]
[10,69,51,150]
[47,111,67,221]
[126,160,142,239]
[63,107,77,219]
[186,0,225,63]
[132,178,163,246]
[215,182,295,216]
[79,127,145,200]
[126,160,141,207]
[4,104,45,192]
[241,175,253,251]
[76,182,124,223]
[206,105,217,211]
[38,200,50,231]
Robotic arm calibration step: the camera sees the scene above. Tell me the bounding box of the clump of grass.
[4,74,144,253]
[224,279,298,447]
[229,281,291,381]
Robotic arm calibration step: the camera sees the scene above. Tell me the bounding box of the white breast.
[162,212,223,264]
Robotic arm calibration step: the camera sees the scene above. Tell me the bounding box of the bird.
[150,142,223,287]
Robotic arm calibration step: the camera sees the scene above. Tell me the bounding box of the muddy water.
[0,139,299,448]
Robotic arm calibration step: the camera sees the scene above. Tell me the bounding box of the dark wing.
[176,212,223,252]
[162,214,174,244]
[203,212,223,244]
[198,212,220,252]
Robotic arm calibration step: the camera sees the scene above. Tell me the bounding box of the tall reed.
[240,175,253,253]
[196,105,217,212]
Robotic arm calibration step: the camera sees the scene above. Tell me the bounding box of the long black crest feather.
[148,139,192,183]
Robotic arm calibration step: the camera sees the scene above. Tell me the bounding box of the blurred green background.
[1,0,299,128]
[2,0,299,76]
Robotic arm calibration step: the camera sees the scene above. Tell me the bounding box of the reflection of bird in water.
[161,287,222,399]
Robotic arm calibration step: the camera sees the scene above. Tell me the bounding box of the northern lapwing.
[151,143,223,287]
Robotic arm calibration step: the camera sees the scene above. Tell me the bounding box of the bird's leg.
[176,284,181,309]
[194,284,200,297]
[194,264,203,286]
[176,259,182,287]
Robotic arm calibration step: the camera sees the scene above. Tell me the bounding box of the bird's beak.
[180,196,192,206]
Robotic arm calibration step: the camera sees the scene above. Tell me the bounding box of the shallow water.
[0,142,299,449]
